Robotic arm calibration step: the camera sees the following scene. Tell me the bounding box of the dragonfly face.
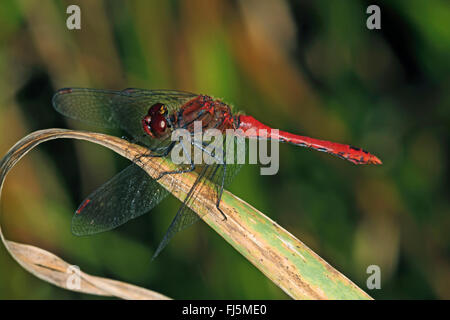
[142,103,171,139]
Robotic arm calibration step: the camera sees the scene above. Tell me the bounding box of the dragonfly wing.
[218,134,245,188]
[53,88,122,128]
[72,163,169,236]
[152,165,216,258]
[152,163,243,258]
[52,88,197,147]
[152,134,245,258]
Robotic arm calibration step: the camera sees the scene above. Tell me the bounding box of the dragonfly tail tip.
[370,155,382,165]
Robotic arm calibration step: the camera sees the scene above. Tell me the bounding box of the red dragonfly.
[53,88,381,258]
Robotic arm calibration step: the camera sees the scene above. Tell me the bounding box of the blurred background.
[0,0,449,299]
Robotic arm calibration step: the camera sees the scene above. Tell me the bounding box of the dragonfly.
[52,88,382,258]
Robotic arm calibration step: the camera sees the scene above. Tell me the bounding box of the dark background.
[0,0,449,299]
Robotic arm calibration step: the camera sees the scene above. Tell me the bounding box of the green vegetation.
[0,0,448,299]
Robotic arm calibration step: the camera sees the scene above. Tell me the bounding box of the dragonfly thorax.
[173,95,237,133]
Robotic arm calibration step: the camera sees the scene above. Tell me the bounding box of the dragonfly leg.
[155,138,195,180]
[155,164,196,180]
[131,142,176,168]
[140,142,175,158]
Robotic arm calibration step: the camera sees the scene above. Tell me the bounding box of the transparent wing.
[52,88,197,147]
[152,136,244,258]
[152,164,216,258]
[72,163,169,235]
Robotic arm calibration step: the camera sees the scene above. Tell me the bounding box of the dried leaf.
[0,129,372,299]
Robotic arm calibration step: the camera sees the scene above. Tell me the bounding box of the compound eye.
[149,103,166,115]
[151,114,167,135]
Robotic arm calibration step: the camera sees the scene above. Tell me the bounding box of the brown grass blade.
[0,129,372,299]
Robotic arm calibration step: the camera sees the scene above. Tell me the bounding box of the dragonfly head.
[142,103,170,138]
